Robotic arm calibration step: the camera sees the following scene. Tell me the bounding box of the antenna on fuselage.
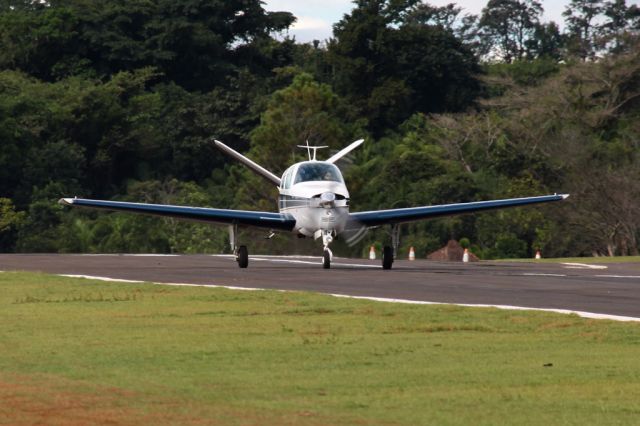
[297,140,328,161]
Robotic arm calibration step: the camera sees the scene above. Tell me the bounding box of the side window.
[282,168,294,189]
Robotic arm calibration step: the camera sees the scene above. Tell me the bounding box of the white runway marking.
[59,274,144,283]
[330,294,640,322]
[595,275,640,279]
[251,257,380,268]
[55,273,640,323]
[212,254,320,259]
[562,262,608,270]
[522,273,567,277]
[60,274,267,291]
[123,254,181,257]
[79,254,180,257]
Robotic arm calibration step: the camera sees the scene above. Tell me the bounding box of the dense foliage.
[1,0,639,258]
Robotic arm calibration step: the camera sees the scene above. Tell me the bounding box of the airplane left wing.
[58,198,296,231]
[349,194,569,227]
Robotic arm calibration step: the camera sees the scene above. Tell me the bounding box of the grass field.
[1,271,640,425]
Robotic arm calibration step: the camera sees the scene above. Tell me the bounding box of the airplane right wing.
[59,198,296,231]
[349,194,569,227]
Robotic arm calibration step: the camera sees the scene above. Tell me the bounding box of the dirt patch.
[0,374,214,426]
[0,374,347,425]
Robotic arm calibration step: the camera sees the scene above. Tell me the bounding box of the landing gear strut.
[229,224,249,269]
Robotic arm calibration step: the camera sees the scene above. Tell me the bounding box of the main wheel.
[382,246,393,270]
[323,250,331,269]
[237,245,249,268]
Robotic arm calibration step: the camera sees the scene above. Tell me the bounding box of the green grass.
[496,256,640,264]
[1,271,640,425]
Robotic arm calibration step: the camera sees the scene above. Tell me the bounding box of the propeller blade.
[342,217,370,247]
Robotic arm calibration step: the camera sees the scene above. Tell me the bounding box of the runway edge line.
[55,273,640,323]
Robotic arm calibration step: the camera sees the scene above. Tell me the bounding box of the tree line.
[1,0,639,258]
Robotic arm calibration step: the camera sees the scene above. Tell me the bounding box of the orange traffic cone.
[535,250,541,260]
[462,248,469,263]
[369,246,376,260]
[409,246,415,261]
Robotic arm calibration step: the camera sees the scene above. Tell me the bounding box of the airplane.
[59,138,569,269]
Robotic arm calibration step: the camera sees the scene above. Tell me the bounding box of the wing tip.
[58,197,77,205]
[560,193,570,200]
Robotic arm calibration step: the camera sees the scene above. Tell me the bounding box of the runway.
[2,254,640,319]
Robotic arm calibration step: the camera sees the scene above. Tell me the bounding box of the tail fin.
[213,140,281,187]
[326,139,364,164]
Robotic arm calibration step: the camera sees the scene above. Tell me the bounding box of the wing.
[59,198,296,231]
[349,194,569,227]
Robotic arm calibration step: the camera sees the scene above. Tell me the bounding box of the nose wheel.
[321,230,334,269]
[323,249,332,269]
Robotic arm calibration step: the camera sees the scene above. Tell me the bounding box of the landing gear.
[323,249,331,269]
[382,224,401,270]
[321,229,333,269]
[382,246,393,270]
[237,245,249,268]
[229,224,249,269]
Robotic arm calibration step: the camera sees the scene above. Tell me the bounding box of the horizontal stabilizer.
[214,140,281,186]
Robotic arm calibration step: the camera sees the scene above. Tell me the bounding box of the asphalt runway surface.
[2,254,640,319]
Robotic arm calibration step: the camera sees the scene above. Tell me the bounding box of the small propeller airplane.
[60,139,568,269]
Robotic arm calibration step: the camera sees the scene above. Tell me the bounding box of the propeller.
[341,216,370,247]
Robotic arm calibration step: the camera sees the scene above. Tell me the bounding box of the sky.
[263,0,574,42]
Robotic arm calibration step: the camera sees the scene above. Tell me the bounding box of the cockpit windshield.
[294,163,344,184]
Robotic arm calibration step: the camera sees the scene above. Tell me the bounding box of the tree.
[563,0,604,60]
[406,3,462,29]
[327,0,481,135]
[479,0,544,63]
[0,0,295,90]
[244,72,363,209]
[529,21,564,60]
[0,198,25,251]
[601,0,640,53]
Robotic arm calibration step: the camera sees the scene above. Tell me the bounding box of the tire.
[382,246,393,270]
[237,245,249,268]
[323,250,331,269]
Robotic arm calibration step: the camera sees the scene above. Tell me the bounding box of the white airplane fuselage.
[277,160,350,243]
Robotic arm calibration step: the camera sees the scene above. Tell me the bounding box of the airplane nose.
[320,192,336,208]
